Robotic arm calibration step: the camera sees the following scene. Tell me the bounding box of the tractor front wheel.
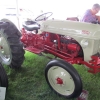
[45,59,82,99]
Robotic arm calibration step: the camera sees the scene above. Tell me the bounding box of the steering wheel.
[35,12,53,21]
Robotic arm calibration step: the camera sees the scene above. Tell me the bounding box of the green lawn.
[4,51,100,100]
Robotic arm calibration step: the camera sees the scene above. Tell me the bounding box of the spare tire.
[0,19,25,69]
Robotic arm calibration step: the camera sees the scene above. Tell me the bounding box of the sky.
[0,0,100,19]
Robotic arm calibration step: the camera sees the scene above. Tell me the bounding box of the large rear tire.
[45,59,82,99]
[0,19,25,68]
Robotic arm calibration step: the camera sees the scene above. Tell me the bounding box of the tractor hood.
[41,20,100,40]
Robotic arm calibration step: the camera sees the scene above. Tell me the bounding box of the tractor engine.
[44,33,83,58]
[21,28,45,50]
[21,30,83,59]
[59,35,82,57]
[66,42,80,57]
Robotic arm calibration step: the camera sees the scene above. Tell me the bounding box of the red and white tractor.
[0,12,100,99]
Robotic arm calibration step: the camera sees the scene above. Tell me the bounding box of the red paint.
[67,43,80,51]
[21,29,100,74]
[56,78,63,84]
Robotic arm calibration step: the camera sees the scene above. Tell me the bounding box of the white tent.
[0,0,100,29]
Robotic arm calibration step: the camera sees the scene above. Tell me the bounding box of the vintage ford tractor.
[0,12,100,99]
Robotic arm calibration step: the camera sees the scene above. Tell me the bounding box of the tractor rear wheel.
[0,19,25,68]
[45,59,82,99]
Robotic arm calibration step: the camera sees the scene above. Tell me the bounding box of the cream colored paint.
[41,20,100,61]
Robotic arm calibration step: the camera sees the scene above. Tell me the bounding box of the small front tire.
[45,59,82,99]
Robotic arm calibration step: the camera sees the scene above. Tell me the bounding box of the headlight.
[80,39,89,48]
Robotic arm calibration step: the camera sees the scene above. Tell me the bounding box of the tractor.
[0,12,100,99]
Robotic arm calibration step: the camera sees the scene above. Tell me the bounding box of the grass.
[4,51,100,100]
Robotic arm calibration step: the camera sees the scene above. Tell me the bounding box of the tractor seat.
[66,17,79,21]
[22,21,40,31]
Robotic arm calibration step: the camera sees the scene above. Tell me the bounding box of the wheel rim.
[0,31,12,65]
[48,66,75,96]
